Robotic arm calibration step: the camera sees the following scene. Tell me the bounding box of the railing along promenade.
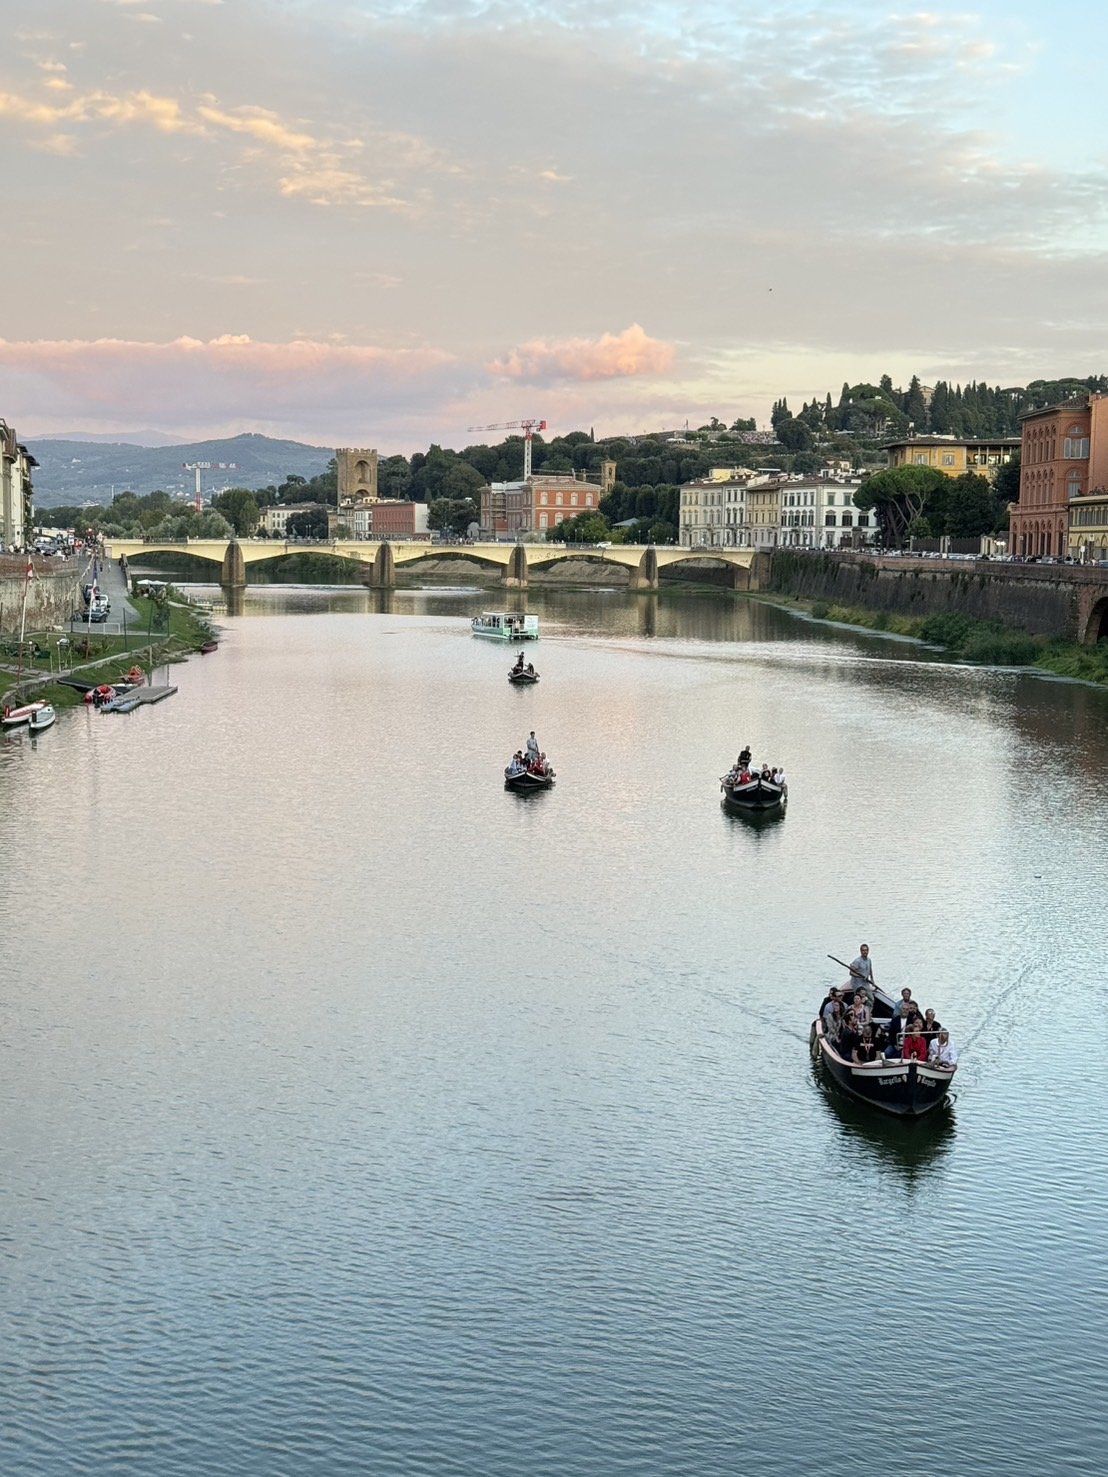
[103,537,757,593]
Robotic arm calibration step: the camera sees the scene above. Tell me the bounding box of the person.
[507,751,526,776]
[848,944,875,1003]
[538,752,553,776]
[526,662,534,674]
[772,766,785,786]
[513,651,525,672]
[883,1001,913,1058]
[898,986,922,1018]
[928,1029,959,1068]
[849,993,871,1031]
[760,764,772,782]
[837,1016,860,1062]
[853,1026,878,1064]
[822,999,844,1044]
[921,1007,942,1040]
[738,744,751,768]
[739,767,751,783]
[901,1018,928,1061]
[526,731,540,760]
[818,985,842,1019]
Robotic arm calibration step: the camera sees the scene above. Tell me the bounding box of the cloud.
[488,325,676,384]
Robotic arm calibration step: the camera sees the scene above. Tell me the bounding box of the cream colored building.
[679,470,761,546]
[260,501,327,536]
[1,418,36,550]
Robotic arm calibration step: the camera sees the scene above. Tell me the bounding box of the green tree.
[853,465,948,546]
[427,498,478,535]
[213,488,260,536]
[286,506,329,539]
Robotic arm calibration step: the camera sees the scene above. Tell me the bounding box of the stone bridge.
[104,537,758,593]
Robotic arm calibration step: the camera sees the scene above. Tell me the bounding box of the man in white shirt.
[526,731,540,760]
[848,943,875,1004]
[928,1029,959,1068]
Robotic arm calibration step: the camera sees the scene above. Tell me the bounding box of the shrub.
[810,601,830,619]
[960,629,1039,665]
[918,612,972,647]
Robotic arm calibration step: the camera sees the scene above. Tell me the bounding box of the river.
[2,584,1106,1476]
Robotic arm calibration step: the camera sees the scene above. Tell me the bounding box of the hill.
[28,432,334,507]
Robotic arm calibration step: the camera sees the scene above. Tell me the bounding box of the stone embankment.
[760,551,1108,645]
[0,557,82,633]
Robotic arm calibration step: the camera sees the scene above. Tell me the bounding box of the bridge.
[103,537,758,592]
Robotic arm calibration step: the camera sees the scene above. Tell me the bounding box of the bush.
[960,629,1039,665]
[918,612,973,647]
[810,601,830,619]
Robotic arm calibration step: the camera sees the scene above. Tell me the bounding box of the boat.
[472,612,539,641]
[810,986,957,1118]
[1,700,47,728]
[504,764,555,791]
[200,641,219,655]
[126,665,146,684]
[721,774,787,815]
[508,667,539,684]
[27,704,56,733]
[101,693,141,713]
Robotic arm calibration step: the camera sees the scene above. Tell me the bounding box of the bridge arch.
[1082,595,1108,645]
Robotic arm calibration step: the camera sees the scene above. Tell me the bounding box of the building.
[747,482,782,549]
[679,468,765,547]
[336,448,378,502]
[1,419,36,550]
[884,435,1020,481]
[260,501,327,536]
[370,500,429,539]
[480,473,601,537]
[818,481,872,548]
[1011,394,1108,560]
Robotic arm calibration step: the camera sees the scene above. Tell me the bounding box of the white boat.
[472,612,539,641]
[27,704,56,733]
[2,700,47,729]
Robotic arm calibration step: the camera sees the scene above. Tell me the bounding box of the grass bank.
[760,594,1108,686]
[1,589,215,708]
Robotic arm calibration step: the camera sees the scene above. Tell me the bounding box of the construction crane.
[182,461,238,513]
[466,419,548,480]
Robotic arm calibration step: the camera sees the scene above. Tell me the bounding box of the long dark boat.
[810,986,957,1117]
[504,766,555,791]
[721,775,787,815]
[508,668,539,685]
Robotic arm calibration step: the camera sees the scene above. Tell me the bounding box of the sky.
[1,0,1106,453]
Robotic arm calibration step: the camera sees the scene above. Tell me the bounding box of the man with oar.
[827,944,875,1008]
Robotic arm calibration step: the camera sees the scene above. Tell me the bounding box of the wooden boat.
[721,775,787,815]
[810,986,957,1118]
[27,704,56,732]
[200,641,219,654]
[508,667,539,684]
[473,612,539,641]
[504,765,555,791]
[1,700,47,728]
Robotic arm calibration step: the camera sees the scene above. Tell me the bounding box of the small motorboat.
[508,666,539,684]
[810,986,957,1118]
[126,665,146,684]
[199,641,219,655]
[27,704,56,733]
[1,700,47,728]
[504,765,555,791]
[101,693,141,713]
[85,685,117,707]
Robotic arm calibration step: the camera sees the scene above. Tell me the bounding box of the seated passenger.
[837,1019,861,1061]
[883,1002,913,1058]
[899,986,920,1015]
[850,995,871,1030]
[921,1008,941,1039]
[526,663,534,674]
[818,986,842,1019]
[739,768,751,783]
[760,765,772,781]
[928,1029,959,1067]
[853,1027,878,1064]
[901,1018,928,1061]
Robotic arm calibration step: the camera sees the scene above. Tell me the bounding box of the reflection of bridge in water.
[105,538,758,591]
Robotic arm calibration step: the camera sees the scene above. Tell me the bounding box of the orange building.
[480,474,601,536]
[1011,395,1108,558]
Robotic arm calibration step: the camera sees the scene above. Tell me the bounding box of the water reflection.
[812,1062,957,1180]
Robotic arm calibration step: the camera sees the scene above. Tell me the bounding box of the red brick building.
[480,474,602,537]
[369,500,429,538]
[1012,394,1108,558]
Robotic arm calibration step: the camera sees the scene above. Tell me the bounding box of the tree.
[853,465,948,546]
[944,473,998,538]
[547,512,609,543]
[427,498,478,535]
[213,488,260,536]
[904,375,928,432]
[993,453,1021,510]
[285,506,329,539]
[774,417,813,451]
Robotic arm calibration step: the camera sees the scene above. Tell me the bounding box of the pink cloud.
[0,335,470,444]
[487,323,675,384]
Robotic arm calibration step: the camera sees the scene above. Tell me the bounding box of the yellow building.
[884,436,1019,481]
[1068,495,1108,561]
[747,482,782,548]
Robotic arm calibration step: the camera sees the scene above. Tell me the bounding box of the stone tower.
[601,459,617,492]
[336,448,379,502]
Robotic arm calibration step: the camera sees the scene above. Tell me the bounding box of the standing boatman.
[848,943,875,1005]
[526,730,540,761]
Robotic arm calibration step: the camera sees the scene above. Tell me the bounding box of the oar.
[827,953,875,986]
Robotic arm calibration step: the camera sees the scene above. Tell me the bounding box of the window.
[1063,436,1090,458]
[539,513,548,529]
[942,454,956,467]
[825,513,837,526]
[914,454,929,465]
[541,492,548,506]
[585,494,593,508]
[827,493,836,507]
[841,513,853,528]
[571,493,578,508]
[858,515,869,527]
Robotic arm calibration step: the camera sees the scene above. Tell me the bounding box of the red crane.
[467,418,548,480]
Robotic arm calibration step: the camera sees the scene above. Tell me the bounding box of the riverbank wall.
[759,551,1108,645]
[0,559,82,634]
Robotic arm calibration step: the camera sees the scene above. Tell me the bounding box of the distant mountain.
[28,432,334,507]
[31,429,181,447]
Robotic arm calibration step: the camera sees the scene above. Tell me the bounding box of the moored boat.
[1,700,47,728]
[27,704,56,733]
[473,612,539,641]
[811,986,957,1118]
